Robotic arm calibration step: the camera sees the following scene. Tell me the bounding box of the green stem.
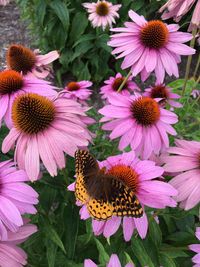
[193,53,200,79]
[117,70,132,92]
[182,27,197,96]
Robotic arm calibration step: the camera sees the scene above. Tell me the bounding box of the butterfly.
[75,149,143,221]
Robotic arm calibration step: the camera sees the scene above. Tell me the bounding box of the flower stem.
[193,52,200,78]
[117,70,132,92]
[182,27,197,96]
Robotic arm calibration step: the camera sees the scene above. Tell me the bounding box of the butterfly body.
[75,150,143,220]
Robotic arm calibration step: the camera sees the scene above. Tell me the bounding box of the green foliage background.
[9,0,200,266]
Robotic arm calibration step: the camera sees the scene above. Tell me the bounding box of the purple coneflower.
[143,83,182,108]
[99,93,178,159]
[108,10,195,83]
[83,1,121,30]
[2,93,93,181]
[6,44,59,78]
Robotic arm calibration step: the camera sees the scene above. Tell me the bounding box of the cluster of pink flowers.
[0,42,95,265]
[67,3,199,265]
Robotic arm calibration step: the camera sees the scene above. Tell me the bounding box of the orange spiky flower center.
[150,84,169,100]
[67,82,80,91]
[140,20,169,49]
[107,164,139,193]
[6,44,36,74]
[12,93,55,134]
[0,70,23,94]
[96,2,109,16]
[131,97,160,126]
[112,77,128,91]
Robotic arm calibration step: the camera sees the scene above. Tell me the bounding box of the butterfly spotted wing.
[75,149,99,203]
[75,149,143,220]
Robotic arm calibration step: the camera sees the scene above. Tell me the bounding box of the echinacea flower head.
[2,93,93,181]
[163,139,200,210]
[62,80,93,101]
[160,0,200,28]
[0,221,37,267]
[0,0,10,5]
[6,44,59,78]
[68,151,177,241]
[100,73,139,100]
[83,1,121,30]
[0,160,38,239]
[0,69,57,128]
[189,227,200,267]
[84,254,134,267]
[144,83,182,108]
[108,10,195,83]
[99,93,178,159]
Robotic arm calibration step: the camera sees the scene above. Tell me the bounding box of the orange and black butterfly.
[75,149,143,221]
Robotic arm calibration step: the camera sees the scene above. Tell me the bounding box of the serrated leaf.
[131,237,155,267]
[95,239,109,265]
[50,1,69,31]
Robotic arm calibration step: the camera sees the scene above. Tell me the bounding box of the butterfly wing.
[87,199,114,220]
[87,175,143,220]
[75,150,143,220]
[75,149,99,203]
[110,179,143,218]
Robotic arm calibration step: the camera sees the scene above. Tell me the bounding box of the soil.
[0,0,32,70]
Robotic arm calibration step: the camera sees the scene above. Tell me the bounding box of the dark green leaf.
[46,240,57,267]
[131,237,155,267]
[69,12,88,43]
[50,1,69,31]
[95,239,109,265]
[149,219,162,247]
[63,204,79,259]
[36,0,47,26]
[159,253,177,267]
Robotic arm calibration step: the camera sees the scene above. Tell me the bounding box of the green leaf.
[36,1,47,26]
[161,244,189,259]
[42,219,66,254]
[131,237,155,267]
[46,240,57,267]
[159,253,177,267]
[72,41,94,61]
[95,34,111,53]
[149,219,162,247]
[73,33,96,48]
[50,1,69,31]
[63,204,79,259]
[69,12,88,43]
[79,62,91,80]
[95,239,109,265]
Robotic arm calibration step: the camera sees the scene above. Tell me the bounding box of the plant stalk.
[117,70,132,92]
[182,27,197,96]
[193,52,200,78]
